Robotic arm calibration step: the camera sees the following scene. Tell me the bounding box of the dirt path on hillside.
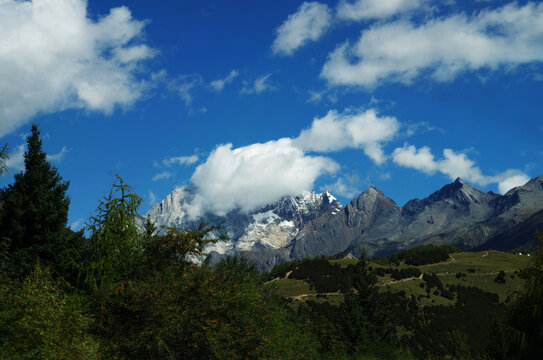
[288,292,341,300]
[379,273,424,286]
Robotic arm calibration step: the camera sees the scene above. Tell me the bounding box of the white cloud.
[272,2,332,56]
[152,171,172,181]
[170,74,204,106]
[322,2,543,87]
[241,74,275,95]
[70,218,85,231]
[294,108,399,164]
[162,155,199,167]
[188,139,339,217]
[322,174,361,198]
[336,0,425,21]
[47,146,69,163]
[4,144,25,173]
[148,190,157,206]
[392,144,530,193]
[0,0,155,138]
[210,70,239,92]
[498,174,530,194]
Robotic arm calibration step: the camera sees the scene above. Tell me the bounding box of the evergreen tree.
[507,233,543,359]
[340,255,396,354]
[0,124,70,276]
[83,175,142,291]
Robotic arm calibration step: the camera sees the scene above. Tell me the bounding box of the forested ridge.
[0,125,542,359]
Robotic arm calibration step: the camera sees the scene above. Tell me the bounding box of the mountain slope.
[146,175,543,269]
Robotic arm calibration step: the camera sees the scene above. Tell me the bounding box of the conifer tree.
[0,124,70,276]
[83,175,142,291]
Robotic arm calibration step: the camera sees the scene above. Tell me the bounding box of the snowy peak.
[147,186,196,228]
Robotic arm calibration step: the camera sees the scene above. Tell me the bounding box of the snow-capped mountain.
[146,175,543,270]
[146,187,343,264]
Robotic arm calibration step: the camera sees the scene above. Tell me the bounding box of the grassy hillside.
[270,250,531,305]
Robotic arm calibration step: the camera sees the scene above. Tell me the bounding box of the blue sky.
[1,0,542,228]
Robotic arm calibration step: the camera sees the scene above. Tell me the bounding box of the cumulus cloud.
[272,2,332,55]
[498,174,530,194]
[210,70,239,92]
[294,108,400,164]
[0,0,155,138]
[187,139,339,217]
[241,74,275,95]
[336,0,425,21]
[322,2,543,87]
[322,174,361,198]
[392,144,530,193]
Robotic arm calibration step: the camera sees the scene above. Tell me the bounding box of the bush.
[0,265,98,359]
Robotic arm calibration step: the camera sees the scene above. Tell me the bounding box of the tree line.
[0,124,542,359]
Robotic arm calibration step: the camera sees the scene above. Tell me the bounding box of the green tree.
[82,175,142,291]
[0,124,70,276]
[144,222,225,273]
[507,233,543,359]
[0,265,99,359]
[340,255,397,354]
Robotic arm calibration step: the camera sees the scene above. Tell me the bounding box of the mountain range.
[146,175,543,270]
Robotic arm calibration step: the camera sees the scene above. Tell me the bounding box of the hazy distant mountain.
[146,175,543,270]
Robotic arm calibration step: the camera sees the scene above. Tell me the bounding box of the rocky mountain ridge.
[146,175,543,270]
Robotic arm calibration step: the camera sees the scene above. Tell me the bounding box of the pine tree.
[0,124,70,276]
[83,175,142,291]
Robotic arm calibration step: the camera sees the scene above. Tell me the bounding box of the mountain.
[146,187,343,269]
[472,208,543,252]
[146,175,543,270]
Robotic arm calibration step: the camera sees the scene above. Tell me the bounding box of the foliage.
[144,221,225,273]
[340,256,397,354]
[81,175,143,291]
[376,244,459,266]
[494,270,506,284]
[92,258,318,359]
[0,124,71,277]
[505,233,543,359]
[0,265,98,359]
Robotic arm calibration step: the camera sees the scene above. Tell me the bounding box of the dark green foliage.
[390,267,421,280]
[402,286,505,359]
[0,265,99,359]
[494,270,506,284]
[92,259,318,359]
[423,272,443,289]
[81,175,143,291]
[504,234,543,359]
[387,244,459,266]
[144,221,224,273]
[0,124,71,277]
[340,257,397,353]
